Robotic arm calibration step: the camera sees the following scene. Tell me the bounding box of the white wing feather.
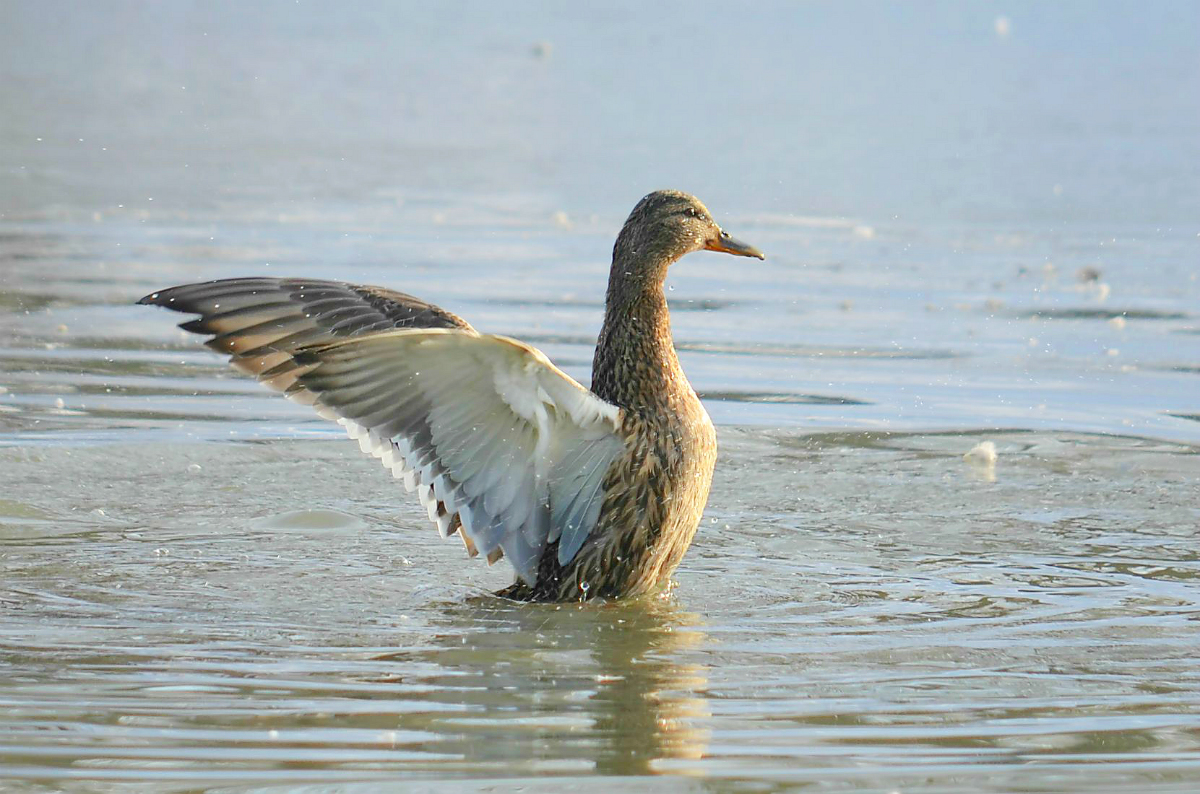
[285,329,624,583]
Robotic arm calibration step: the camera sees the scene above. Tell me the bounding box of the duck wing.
[140,279,624,584]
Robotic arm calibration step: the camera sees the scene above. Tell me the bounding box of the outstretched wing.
[140,279,625,583]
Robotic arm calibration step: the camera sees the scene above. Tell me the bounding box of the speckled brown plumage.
[141,190,763,602]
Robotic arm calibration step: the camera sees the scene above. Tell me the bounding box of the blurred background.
[4,1,1199,225]
[2,0,1198,438]
[2,3,1199,791]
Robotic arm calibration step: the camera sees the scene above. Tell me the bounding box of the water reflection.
[379,597,709,775]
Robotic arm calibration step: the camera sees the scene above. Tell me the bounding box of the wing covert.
[283,330,624,582]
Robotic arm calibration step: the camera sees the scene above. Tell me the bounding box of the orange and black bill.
[705,229,765,260]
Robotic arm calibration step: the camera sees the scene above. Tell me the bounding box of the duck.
[139,190,764,601]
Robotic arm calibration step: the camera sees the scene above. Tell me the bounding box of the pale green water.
[3,433,1199,792]
[2,2,1200,791]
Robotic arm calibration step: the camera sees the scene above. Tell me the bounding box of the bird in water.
[139,190,764,602]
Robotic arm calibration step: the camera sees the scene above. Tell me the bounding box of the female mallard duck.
[140,190,764,601]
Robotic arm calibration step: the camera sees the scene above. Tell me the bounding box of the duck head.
[612,190,765,276]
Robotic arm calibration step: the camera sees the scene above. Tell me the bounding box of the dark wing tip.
[138,283,193,307]
[137,280,235,310]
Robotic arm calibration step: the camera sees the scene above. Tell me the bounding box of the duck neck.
[591,255,687,413]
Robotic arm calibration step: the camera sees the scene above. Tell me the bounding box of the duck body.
[140,190,762,602]
[502,283,718,601]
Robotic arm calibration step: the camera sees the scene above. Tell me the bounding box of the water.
[2,2,1199,791]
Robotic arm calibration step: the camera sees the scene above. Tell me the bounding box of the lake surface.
[2,2,1199,791]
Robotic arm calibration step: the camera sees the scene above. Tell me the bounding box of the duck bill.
[705,231,765,260]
